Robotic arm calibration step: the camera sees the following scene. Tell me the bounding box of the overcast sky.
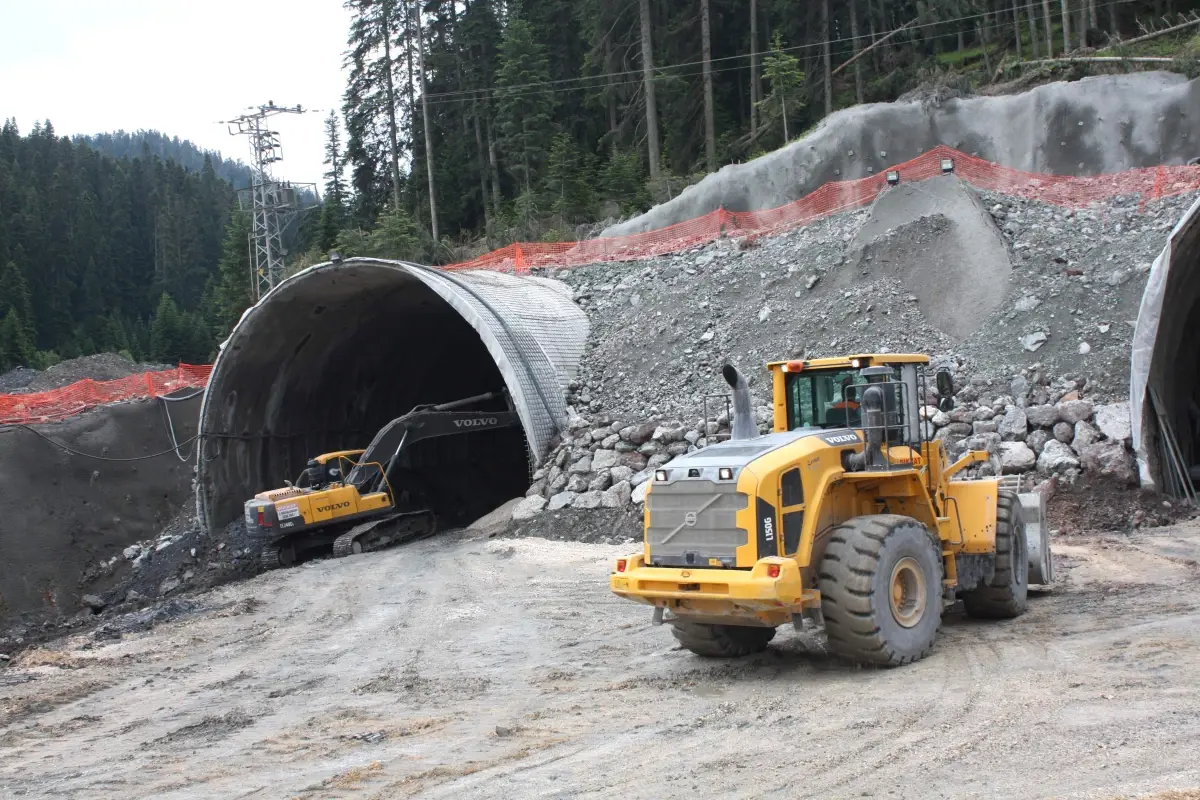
[0,0,351,183]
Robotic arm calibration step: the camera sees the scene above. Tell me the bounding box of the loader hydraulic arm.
[943,449,989,482]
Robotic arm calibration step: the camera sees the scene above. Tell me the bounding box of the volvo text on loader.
[245,391,520,568]
[610,354,1053,666]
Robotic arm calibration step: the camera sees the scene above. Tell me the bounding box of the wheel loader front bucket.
[1018,491,1053,585]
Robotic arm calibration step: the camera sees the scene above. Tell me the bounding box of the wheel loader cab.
[612,353,1054,667]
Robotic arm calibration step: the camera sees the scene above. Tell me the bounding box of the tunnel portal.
[196,259,588,533]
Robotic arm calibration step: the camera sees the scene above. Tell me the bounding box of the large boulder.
[999,441,1037,473]
[1025,404,1060,427]
[568,455,593,474]
[623,423,657,445]
[591,449,620,471]
[1025,429,1051,454]
[1052,422,1074,443]
[1037,440,1080,474]
[1057,399,1094,425]
[573,490,605,509]
[511,495,547,521]
[1071,420,1100,454]
[602,481,633,508]
[632,480,650,504]
[617,452,649,472]
[997,406,1028,441]
[547,492,577,511]
[1093,402,1132,442]
[1080,441,1137,484]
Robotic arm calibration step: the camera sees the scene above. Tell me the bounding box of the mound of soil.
[1047,475,1197,535]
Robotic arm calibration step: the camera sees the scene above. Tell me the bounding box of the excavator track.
[260,543,297,571]
[332,510,438,558]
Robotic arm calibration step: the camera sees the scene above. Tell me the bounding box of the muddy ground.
[2,523,1199,799]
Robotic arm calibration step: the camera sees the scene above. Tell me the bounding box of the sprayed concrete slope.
[605,72,1200,236]
[0,395,200,624]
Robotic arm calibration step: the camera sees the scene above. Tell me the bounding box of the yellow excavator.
[245,391,520,568]
[610,354,1053,666]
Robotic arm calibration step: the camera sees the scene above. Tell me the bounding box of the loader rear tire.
[818,515,943,666]
[670,622,776,658]
[961,491,1029,619]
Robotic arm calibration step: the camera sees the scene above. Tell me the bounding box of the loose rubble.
[514,180,1192,522]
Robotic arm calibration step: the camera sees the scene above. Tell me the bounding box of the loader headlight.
[850,358,862,368]
[655,470,669,483]
[718,467,733,481]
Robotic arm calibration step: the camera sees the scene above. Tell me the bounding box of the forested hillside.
[77,130,253,189]
[324,0,1200,262]
[0,121,252,371]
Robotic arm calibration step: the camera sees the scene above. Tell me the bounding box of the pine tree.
[0,261,36,346]
[495,17,556,192]
[602,149,649,215]
[151,293,183,363]
[368,206,422,260]
[758,32,806,143]
[212,212,254,335]
[319,111,349,254]
[546,133,595,227]
[0,307,35,371]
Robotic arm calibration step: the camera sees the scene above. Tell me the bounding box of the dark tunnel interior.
[1145,214,1200,491]
[200,264,531,532]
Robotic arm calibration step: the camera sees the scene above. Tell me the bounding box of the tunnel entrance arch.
[1132,195,1200,497]
[196,258,588,533]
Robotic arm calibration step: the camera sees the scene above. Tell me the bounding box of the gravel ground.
[2,524,1200,798]
[0,354,172,395]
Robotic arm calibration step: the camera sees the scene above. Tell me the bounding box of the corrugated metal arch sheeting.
[195,258,588,532]
[1130,195,1200,490]
[363,259,589,455]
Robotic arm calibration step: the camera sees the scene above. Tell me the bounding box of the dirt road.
[3,523,1200,799]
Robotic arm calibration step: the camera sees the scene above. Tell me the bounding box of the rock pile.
[514,365,1135,520]
[546,185,1193,424]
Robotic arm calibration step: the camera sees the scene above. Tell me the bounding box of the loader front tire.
[670,622,776,658]
[961,491,1029,619]
[818,515,943,666]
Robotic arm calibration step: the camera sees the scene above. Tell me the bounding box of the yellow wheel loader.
[610,354,1053,666]
[245,391,520,568]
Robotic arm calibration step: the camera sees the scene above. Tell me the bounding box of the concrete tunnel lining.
[196,258,589,533]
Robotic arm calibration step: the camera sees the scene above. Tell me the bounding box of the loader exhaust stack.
[722,363,759,442]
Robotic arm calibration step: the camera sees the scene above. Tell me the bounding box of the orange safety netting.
[443,144,1200,273]
[0,364,212,426]
[5,145,1200,426]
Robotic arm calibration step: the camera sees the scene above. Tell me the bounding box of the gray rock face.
[1053,422,1075,443]
[81,594,106,611]
[566,475,589,493]
[511,495,547,521]
[574,490,605,509]
[625,423,657,445]
[1037,440,1080,474]
[999,441,1036,474]
[1093,402,1132,442]
[1080,441,1137,484]
[568,456,593,474]
[1025,404,1059,427]
[632,480,650,504]
[1057,399,1094,425]
[997,406,1028,441]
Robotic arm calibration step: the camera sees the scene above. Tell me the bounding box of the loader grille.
[646,480,749,566]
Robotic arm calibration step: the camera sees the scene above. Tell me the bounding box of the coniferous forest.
[2,0,1198,373]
